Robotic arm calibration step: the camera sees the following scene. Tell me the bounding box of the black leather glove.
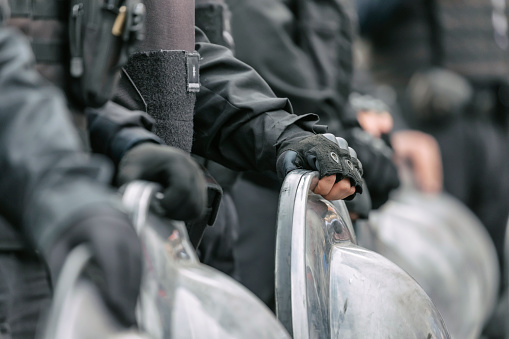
[117,142,207,221]
[276,134,363,198]
[342,127,400,209]
[42,207,142,327]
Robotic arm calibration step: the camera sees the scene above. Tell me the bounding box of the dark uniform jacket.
[225,0,359,134]
[3,0,321,248]
[99,0,321,173]
[0,28,120,251]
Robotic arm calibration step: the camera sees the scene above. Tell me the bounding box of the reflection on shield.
[357,187,500,339]
[39,245,149,339]
[275,170,450,339]
[40,181,290,339]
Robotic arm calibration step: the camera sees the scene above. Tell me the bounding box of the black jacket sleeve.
[0,28,121,250]
[192,27,320,172]
[87,101,163,165]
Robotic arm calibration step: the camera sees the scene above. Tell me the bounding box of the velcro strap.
[124,50,199,151]
[9,0,66,19]
[31,40,64,63]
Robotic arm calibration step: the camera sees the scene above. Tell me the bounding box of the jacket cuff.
[110,127,163,165]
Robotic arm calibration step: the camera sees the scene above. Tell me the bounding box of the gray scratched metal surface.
[357,187,499,339]
[276,170,450,339]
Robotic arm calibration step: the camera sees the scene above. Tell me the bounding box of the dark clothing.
[194,1,239,278]
[195,0,235,51]
[355,0,404,35]
[0,251,52,339]
[110,3,320,172]
[231,178,280,309]
[87,102,163,166]
[198,193,239,279]
[226,0,359,133]
[0,28,118,252]
[359,4,509,336]
[193,27,320,171]
[359,0,509,264]
[223,0,366,305]
[0,28,125,339]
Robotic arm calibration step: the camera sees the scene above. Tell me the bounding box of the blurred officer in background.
[223,0,403,308]
[0,8,142,338]
[356,0,509,336]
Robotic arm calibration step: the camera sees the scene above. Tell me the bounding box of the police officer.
[1,1,209,338]
[6,0,209,225]
[0,17,141,339]
[357,1,509,336]
[106,0,364,218]
[192,0,239,277]
[218,0,399,307]
[83,0,364,316]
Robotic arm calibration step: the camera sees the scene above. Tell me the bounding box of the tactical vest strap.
[31,40,63,63]
[122,50,199,152]
[9,0,65,19]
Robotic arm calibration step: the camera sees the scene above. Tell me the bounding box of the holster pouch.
[195,0,234,50]
[185,165,223,249]
[68,0,146,107]
[122,50,200,152]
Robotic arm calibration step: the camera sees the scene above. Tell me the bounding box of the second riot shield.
[356,187,500,339]
[275,170,450,339]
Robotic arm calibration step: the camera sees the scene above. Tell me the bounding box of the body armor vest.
[370,0,509,87]
[7,0,68,89]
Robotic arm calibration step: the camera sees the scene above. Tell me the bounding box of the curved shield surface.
[275,170,450,339]
[39,245,149,339]
[356,187,500,339]
[122,181,290,339]
[42,181,289,339]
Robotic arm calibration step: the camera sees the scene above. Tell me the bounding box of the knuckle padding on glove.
[280,135,363,194]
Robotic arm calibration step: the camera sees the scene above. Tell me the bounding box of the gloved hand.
[342,127,400,209]
[117,142,207,221]
[276,134,363,200]
[42,208,142,327]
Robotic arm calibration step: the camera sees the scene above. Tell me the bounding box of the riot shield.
[39,244,149,339]
[41,181,290,339]
[356,187,499,339]
[122,181,290,339]
[275,170,450,339]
